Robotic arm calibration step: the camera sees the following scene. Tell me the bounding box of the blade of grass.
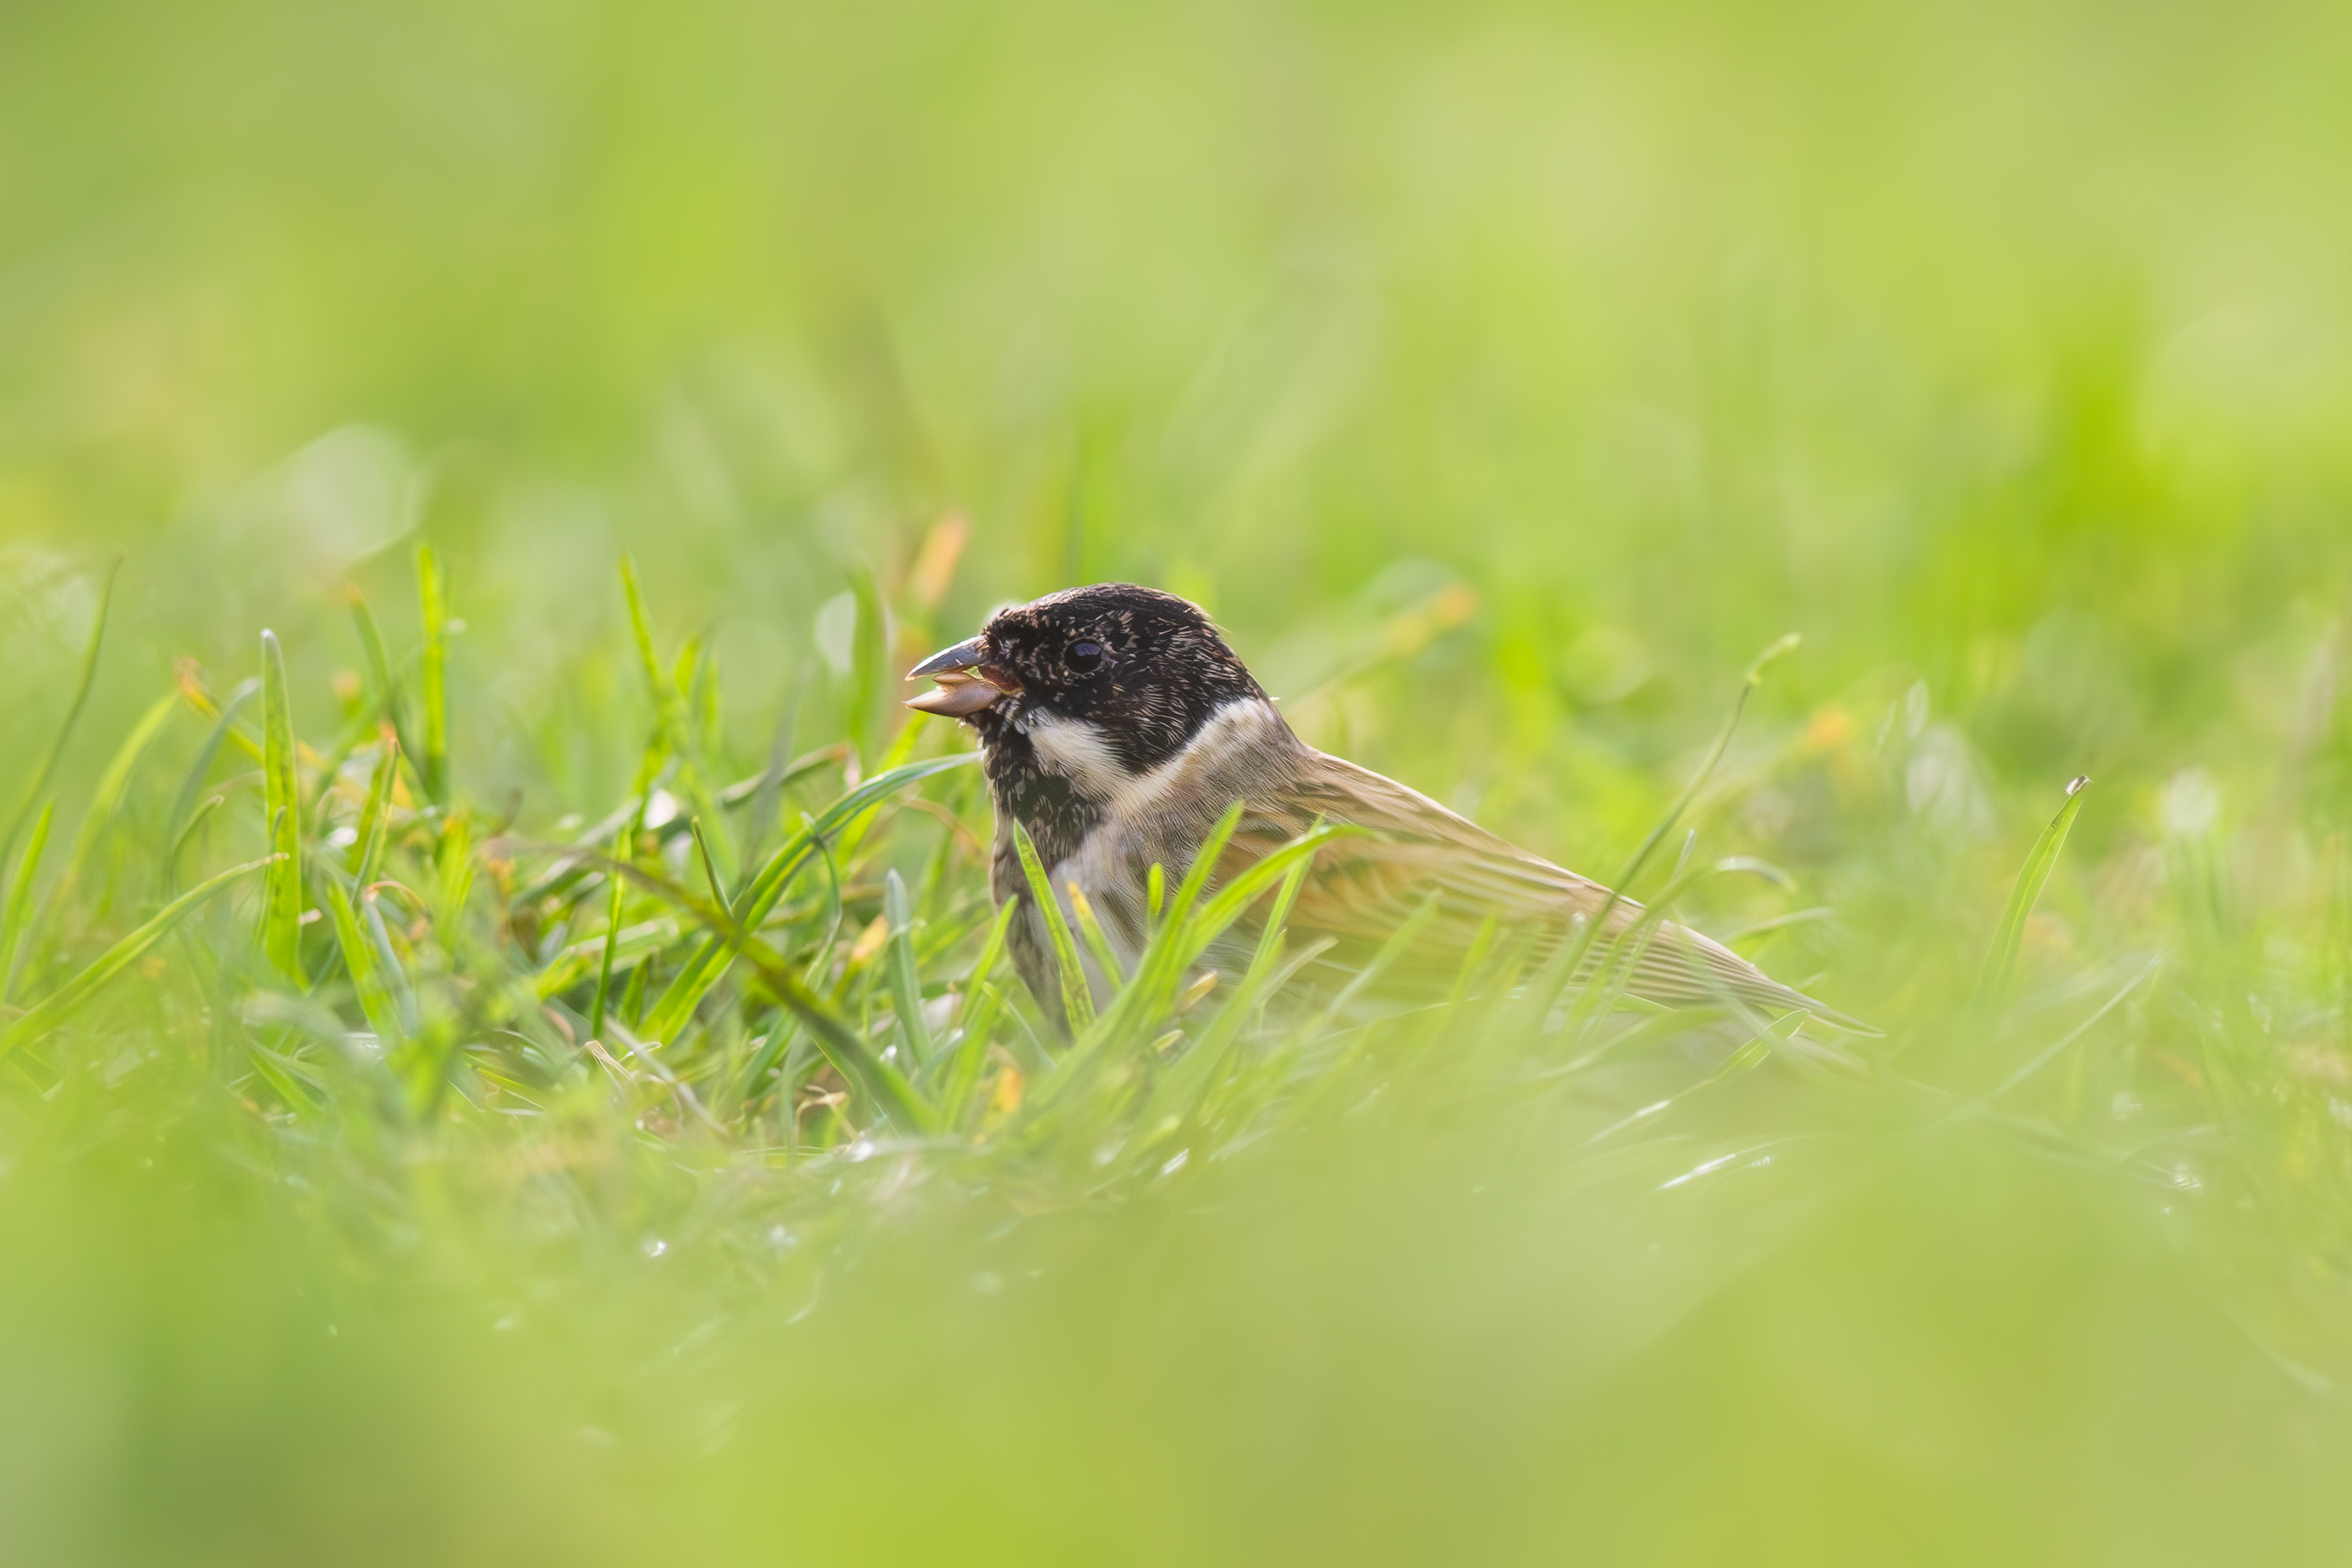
[2,557,119,873]
[346,585,419,766]
[166,797,226,895]
[1066,882,1128,986]
[618,955,650,1029]
[728,1023,803,1120]
[800,826,844,986]
[259,630,307,987]
[676,638,714,750]
[1612,632,1799,896]
[0,854,280,1059]
[1977,775,2094,1011]
[941,899,1018,1125]
[672,642,737,889]
[165,677,258,892]
[1,803,56,1004]
[417,544,451,806]
[848,563,887,765]
[350,733,399,886]
[362,888,421,1038]
[690,816,727,909]
[590,732,669,1041]
[539,916,670,1001]
[619,553,682,736]
[587,850,631,1043]
[243,1034,324,1113]
[738,691,799,893]
[173,664,266,765]
[62,690,178,891]
[436,810,475,936]
[323,879,404,1049]
[1012,820,1094,1033]
[672,639,701,718]
[1446,912,1504,1012]
[883,867,934,1064]
[694,643,726,766]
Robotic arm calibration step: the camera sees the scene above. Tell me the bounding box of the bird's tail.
[1599,916,1881,1036]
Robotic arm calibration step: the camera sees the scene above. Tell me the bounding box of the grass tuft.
[1976,774,2094,1011]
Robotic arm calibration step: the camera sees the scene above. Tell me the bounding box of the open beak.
[904,635,1017,717]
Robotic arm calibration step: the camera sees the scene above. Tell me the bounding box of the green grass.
[8,1,2352,1562]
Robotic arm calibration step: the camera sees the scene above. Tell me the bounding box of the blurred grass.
[7,0,2352,1562]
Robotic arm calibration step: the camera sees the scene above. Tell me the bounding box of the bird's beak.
[904,635,1017,717]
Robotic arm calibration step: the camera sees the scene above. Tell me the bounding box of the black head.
[905,583,1268,772]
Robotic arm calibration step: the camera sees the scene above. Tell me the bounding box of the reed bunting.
[907,583,1858,1033]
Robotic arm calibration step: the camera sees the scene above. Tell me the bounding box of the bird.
[904,582,1860,1035]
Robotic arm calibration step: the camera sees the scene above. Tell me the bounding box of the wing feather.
[1209,753,1861,1027]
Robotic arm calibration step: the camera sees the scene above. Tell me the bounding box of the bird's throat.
[974,711,1104,869]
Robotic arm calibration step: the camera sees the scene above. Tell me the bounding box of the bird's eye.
[1068,639,1105,673]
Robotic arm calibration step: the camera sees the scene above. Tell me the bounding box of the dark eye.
[1068,639,1105,673]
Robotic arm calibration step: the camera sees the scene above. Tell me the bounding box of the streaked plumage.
[907,584,1859,1033]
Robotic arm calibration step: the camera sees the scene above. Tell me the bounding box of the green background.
[6,2,2352,1562]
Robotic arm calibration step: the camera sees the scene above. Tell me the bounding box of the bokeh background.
[6,1,2352,1562]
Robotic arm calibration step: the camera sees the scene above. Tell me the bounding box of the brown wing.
[1214,752,1862,1027]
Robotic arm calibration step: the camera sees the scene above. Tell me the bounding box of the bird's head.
[904,583,1268,773]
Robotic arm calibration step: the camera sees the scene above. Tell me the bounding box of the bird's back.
[1005,719,1855,1032]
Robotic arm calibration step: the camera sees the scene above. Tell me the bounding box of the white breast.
[1021,708,1130,799]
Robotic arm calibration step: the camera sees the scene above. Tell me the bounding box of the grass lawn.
[6,2,2352,1562]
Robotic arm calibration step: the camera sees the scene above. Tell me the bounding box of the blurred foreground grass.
[8,0,2352,1562]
